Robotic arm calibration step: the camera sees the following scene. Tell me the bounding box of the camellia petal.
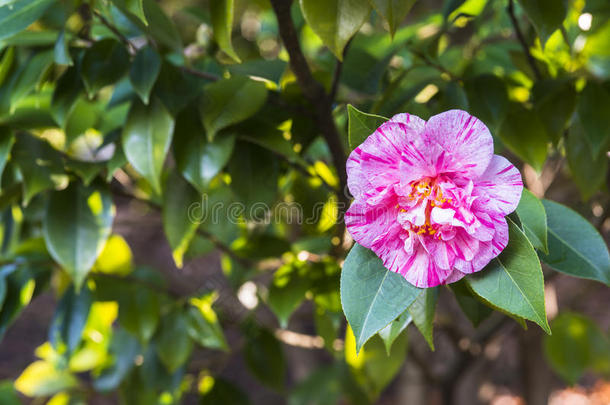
[345,109,522,288]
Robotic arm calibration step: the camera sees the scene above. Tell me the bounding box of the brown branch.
[507,0,542,80]
[269,0,350,243]
[92,9,137,54]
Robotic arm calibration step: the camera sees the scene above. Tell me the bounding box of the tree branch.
[269,0,350,240]
[507,0,542,80]
[92,9,137,54]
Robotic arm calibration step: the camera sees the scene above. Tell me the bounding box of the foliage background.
[0,0,608,404]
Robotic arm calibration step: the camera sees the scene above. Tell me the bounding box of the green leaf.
[577,81,610,157]
[268,263,309,328]
[450,280,492,327]
[0,127,14,179]
[48,284,92,354]
[118,284,160,343]
[173,105,235,193]
[464,74,509,133]
[0,0,54,41]
[377,309,411,355]
[0,267,36,339]
[43,182,114,289]
[466,218,550,334]
[152,62,204,116]
[289,365,343,405]
[186,293,228,351]
[112,0,147,25]
[141,0,182,52]
[129,46,161,105]
[517,0,568,45]
[0,47,15,88]
[122,98,175,194]
[347,104,388,151]
[81,39,130,98]
[210,0,240,62]
[51,65,83,128]
[341,243,422,353]
[162,171,200,268]
[516,189,548,253]
[54,29,73,66]
[200,378,250,405]
[228,141,279,220]
[155,309,193,373]
[531,79,576,143]
[14,361,78,398]
[345,325,407,401]
[566,123,608,200]
[300,0,371,60]
[200,76,267,141]
[9,50,53,110]
[408,287,438,350]
[244,326,285,390]
[369,0,416,37]
[544,312,610,384]
[498,104,548,172]
[540,199,610,285]
[93,328,139,392]
[0,380,20,405]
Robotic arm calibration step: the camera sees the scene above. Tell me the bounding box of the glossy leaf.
[244,327,285,390]
[155,309,193,372]
[14,361,78,397]
[141,0,182,52]
[51,65,83,128]
[300,0,371,60]
[466,219,550,333]
[377,309,411,355]
[464,74,509,133]
[544,312,610,384]
[200,76,267,141]
[0,0,54,41]
[516,189,548,253]
[81,39,130,98]
[48,284,93,354]
[9,50,53,109]
[517,0,568,45]
[0,126,14,179]
[450,280,493,327]
[122,98,175,194]
[408,287,438,350]
[341,243,422,353]
[162,171,200,268]
[577,81,610,157]
[129,46,161,104]
[370,0,416,37]
[43,182,114,289]
[566,124,608,200]
[540,200,610,285]
[54,29,72,66]
[347,104,388,151]
[532,79,576,143]
[173,105,235,193]
[498,104,548,172]
[210,0,240,62]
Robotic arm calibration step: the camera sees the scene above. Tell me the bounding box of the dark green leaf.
[0,0,54,41]
[141,0,182,52]
[450,280,493,327]
[54,29,72,66]
[93,328,139,392]
[464,74,509,133]
[153,62,204,116]
[155,309,193,372]
[0,267,36,339]
[408,287,438,350]
[186,293,228,351]
[268,263,309,328]
[200,378,250,405]
[532,79,576,143]
[566,124,608,200]
[466,219,550,333]
[300,0,371,60]
[112,0,147,25]
[200,76,267,141]
[577,81,610,157]
[43,182,114,289]
[341,243,422,353]
[173,105,235,193]
[516,189,548,253]
[517,0,568,45]
[540,199,610,285]
[0,127,14,179]
[377,309,411,355]
[544,312,610,384]
[9,50,53,110]
[48,284,92,354]
[289,365,343,405]
[118,284,160,343]
[122,98,175,194]
[498,104,548,172]
[129,46,160,105]
[244,327,285,390]
[369,0,416,37]
[210,0,240,62]
[162,171,200,268]
[347,104,388,151]
[0,380,20,405]
[51,65,84,128]
[81,39,130,98]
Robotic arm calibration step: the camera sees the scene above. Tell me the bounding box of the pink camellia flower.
[345,109,523,288]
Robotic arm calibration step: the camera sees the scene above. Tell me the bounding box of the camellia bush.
[0,0,609,403]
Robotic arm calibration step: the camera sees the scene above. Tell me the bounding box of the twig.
[180,66,221,81]
[92,9,137,54]
[269,0,350,244]
[507,0,542,80]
